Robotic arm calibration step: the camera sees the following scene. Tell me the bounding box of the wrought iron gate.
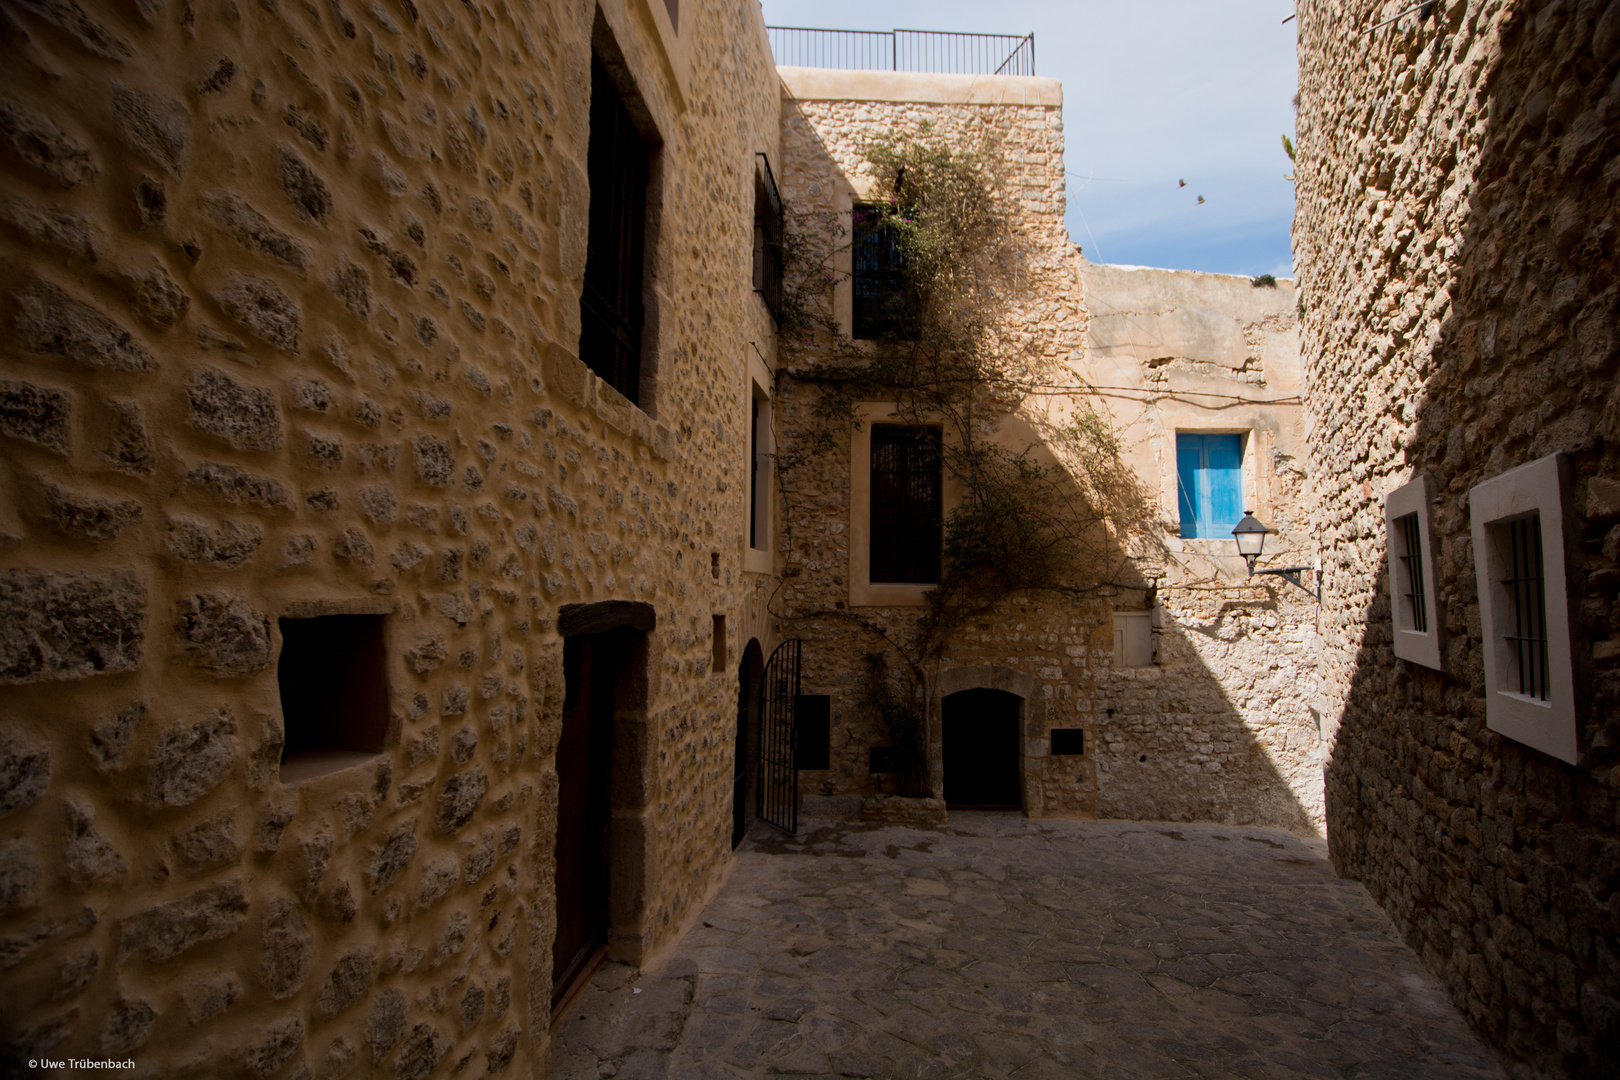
[756,639,801,834]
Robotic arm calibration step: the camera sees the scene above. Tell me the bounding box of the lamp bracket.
[1252,565,1321,603]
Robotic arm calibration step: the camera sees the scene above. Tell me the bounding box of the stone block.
[65,800,127,885]
[0,836,39,911]
[54,946,98,1001]
[101,401,152,472]
[414,855,459,910]
[166,517,262,568]
[117,880,248,962]
[365,819,419,894]
[204,190,309,271]
[0,726,50,817]
[366,987,408,1062]
[99,998,157,1055]
[147,709,237,808]
[279,142,331,223]
[12,279,153,371]
[0,568,145,684]
[41,480,143,542]
[1587,477,1620,521]
[212,272,301,351]
[182,972,241,1024]
[260,898,312,999]
[0,194,105,261]
[184,460,294,509]
[0,97,96,187]
[238,1016,303,1078]
[435,764,487,833]
[543,343,590,406]
[175,593,271,676]
[412,435,454,486]
[186,367,284,450]
[120,260,190,329]
[316,947,377,1017]
[0,380,70,453]
[112,84,189,176]
[168,811,241,871]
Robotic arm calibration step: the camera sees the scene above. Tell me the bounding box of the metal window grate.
[1503,515,1550,700]
[852,205,915,340]
[753,154,784,323]
[870,425,942,583]
[767,27,1035,76]
[1396,512,1427,633]
[580,59,649,404]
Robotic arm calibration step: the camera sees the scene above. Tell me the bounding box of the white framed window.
[1469,452,1578,764]
[848,403,958,607]
[1384,474,1443,670]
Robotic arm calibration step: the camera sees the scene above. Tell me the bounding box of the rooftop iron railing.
[766,27,1036,76]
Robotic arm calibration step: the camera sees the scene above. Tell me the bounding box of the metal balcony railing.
[766,27,1036,76]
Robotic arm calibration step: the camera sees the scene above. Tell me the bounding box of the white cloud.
[760,0,1299,275]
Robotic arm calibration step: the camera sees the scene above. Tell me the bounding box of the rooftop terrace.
[766,26,1036,76]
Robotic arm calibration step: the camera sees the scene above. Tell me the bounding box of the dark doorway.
[942,688,1022,810]
[552,629,626,1010]
[733,639,764,849]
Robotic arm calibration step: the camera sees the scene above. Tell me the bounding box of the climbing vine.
[769,128,1159,783]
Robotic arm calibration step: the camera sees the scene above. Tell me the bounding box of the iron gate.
[757,639,801,834]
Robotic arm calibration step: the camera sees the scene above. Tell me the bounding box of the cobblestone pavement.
[551,816,1504,1079]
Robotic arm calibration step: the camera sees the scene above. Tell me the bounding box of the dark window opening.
[1050,728,1085,756]
[1502,514,1549,700]
[852,203,917,340]
[712,614,726,672]
[794,694,830,770]
[1395,511,1427,634]
[753,155,783,323]
[277,615,388,770]
[580,57,650,404]
[749,394,761,550]
[870,424,942,584]
[868,745,895,773]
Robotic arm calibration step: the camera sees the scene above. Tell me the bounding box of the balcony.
[766,27,1036,77]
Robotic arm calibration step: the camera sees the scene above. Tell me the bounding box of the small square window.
[1384,474,1443,670]
[1176,433,1243,539]
[794,695,830,770]
[277,615,389,777]
[1469,453,1578,764]
[1113,610,1153,668]
[1050,729,1085,756]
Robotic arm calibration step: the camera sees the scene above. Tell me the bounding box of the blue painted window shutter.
[1176,433,1243,538]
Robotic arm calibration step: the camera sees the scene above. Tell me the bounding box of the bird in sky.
[1197,195,1206,204]
[1179,179,1187,187]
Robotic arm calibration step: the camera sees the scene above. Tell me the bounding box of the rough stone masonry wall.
[1296,0,1619,1074]
[0,0,778,1076]
[772,88,1112,816]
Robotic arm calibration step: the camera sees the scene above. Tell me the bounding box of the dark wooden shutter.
[869,425,942,583]
[580,59,648,404]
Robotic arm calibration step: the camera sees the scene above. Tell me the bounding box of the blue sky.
[759,1,1300,278]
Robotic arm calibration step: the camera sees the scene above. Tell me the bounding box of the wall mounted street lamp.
[1232,510,1320,602]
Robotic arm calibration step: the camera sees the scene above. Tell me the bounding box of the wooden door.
[942,688,1022,809]
[552,634,615,1007]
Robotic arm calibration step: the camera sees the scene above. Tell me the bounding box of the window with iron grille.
[1501,514,1550,701]
[580,58,649,404]
[851,204,916,340]
[869,425,941,583]
[753,155,783,323]
[1395,512,1428,634]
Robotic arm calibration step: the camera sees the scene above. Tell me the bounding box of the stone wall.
[771,73,1322,831]
[1295,0,1620,1073]
[0,0,779,1075]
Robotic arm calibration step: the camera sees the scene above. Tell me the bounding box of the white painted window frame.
[1469,452,1579,764]
[1384,474,1444,671]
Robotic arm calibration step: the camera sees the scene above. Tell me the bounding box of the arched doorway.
[732,639,764,848]
[941,687,1022,810]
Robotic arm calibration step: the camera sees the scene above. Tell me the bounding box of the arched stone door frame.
[930,664,1048,813]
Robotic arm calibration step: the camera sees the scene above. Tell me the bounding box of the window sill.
[544,343,673,461]
[279,750,384,787]
[850,582,935,607]
[743,546,772,575]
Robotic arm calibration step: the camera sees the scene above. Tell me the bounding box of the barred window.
[1395,511,1428,634]
[1501,514,1549,701]
[753,155,783,323]
[869,425,941,584]
[580,57,650,404]
[852,205,916,341]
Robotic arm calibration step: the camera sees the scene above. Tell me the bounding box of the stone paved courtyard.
[551,816,1504,1079]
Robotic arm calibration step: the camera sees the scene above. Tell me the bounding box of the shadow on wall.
[1317,4,1619,1075]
